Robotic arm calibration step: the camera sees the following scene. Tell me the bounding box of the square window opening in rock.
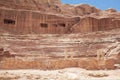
[40,23,48,28]
[58,23,66,27]
[4,19,15,25]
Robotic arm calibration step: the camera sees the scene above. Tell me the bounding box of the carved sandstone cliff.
[0,0,120,34]
[72,17,120,33]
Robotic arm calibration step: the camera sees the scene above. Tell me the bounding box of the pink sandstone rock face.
[0,0,99,16]
[0,0,120,70]
[0,48,15,61]
[0,0,120,34]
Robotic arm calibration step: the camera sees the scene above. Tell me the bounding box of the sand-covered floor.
[0,68,120,80]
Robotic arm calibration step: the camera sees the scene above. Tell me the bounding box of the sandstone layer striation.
[0,0,120,70]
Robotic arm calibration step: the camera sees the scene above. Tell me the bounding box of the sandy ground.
[0,68,120,80]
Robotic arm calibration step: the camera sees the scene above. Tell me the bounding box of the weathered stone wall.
[73,17,120,33]
[0,8,120,34]
[0,8,79,34]
[0,8,31,34]
[0,57,117,70]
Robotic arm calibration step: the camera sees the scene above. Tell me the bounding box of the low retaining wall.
[0,57,118,70]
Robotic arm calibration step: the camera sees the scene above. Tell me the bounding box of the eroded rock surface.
[0,0,120,34]
[0,29,120,70]
[0,0,120,70]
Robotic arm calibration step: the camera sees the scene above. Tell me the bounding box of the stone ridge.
[0,0,118,17]
[0,0,100,16]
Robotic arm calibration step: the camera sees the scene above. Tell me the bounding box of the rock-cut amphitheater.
[0,0,120,70]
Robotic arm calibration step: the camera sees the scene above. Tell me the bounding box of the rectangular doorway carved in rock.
[40,23,48,28]
[58,23,66,27]
[4,19,15,25]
